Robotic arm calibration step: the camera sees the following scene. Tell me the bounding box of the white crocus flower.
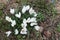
[23,19,27,24]
[20,28,27,34]
[5,16,12,22]
[21,19,27,28]
[29,7,37,17]
[15,12,21,18]
[22,6,26,13]
[21,23,27,28]
[10,8,15,14]
[34,13,37,17]
[25,5,30,10]
[30,17,37,23]
[34,26,40,31]
[5,31,11,37]
[22,5,30,13]
[27,17,31,23]
[11,20,16,27]
[15,29,19,35]
[29,7,35,14]
[30,22,37,26]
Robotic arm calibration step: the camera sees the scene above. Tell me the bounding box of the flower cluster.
[5,5,40,37]
[5,16,16,27]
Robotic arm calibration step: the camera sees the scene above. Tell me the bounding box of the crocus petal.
[30,17,37,22]
[30,22,37,26]
[11,20,16,27]
[5,16,12,22]
[34,13,37,17]
[25,5,30,10]
[23,19,27,24]
[15,29,19,35]
[5,31,11,37]
[22,5,30,14]
[22,6,26,13]
[21,23,27,28]
[20,28,27,34]
[26,17,31,23]
[10,8,15,14]
[29,7,37,17]
[15,12,21,18]
[29,7,35,14]
[34,26,40,31]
